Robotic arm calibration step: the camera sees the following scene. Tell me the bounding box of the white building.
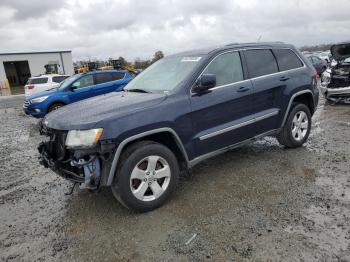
[0,51,74,95]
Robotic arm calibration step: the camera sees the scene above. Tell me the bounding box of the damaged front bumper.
[321,71,350,102]
[38,128,117,187]
[320,84,350,96]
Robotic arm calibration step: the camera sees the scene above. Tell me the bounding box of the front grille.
[47,130,68,161]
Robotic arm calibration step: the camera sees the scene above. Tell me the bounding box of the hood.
[44,91,167,130]
[330,42,350,61]
[26,88,58,100]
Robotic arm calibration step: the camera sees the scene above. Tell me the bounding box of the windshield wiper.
[125,88,151,93]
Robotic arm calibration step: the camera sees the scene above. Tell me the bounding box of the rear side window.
[28,77,48,84]
[94,73,114,84]
[203,52,244,86]
[111,72,125,80]
[273,49,303,71]
[52,76,69,83]
[244,49,278,78]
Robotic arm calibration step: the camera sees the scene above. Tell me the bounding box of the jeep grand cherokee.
[38,42,319,212]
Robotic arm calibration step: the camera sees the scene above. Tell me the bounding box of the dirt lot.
[0,97,349,261]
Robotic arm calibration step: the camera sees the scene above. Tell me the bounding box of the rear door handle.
[237,86,250,92]
[280,76,290,82]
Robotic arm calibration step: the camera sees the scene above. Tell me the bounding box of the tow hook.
[71,156,101,190]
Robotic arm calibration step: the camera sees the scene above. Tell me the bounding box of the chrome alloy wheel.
[130,155,171,201]
[291,111,309,141]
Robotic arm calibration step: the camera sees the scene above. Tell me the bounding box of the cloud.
[0,0,349,61]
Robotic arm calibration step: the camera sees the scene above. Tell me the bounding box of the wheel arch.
[106,128,189,186]
[46,100,66,112]
[281,90,314,128]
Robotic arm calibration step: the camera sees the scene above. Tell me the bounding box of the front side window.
[273,49,303,71]
[245,49,278,78]
[72,75,94,89]
[203,52,244,87]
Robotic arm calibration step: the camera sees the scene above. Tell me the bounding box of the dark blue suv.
[38,42,319,212]
[24,70,134,118]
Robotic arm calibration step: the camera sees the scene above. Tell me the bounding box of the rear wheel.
[111,141,179,212]
[277,103,311,148]
[48,103,65,112]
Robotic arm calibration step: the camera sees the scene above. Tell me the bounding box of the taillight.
[27,85,34,90]
[313,68,318,80]
[312,68,318,89]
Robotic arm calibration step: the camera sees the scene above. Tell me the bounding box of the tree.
[152,51,164,63]
[134,57,151,69]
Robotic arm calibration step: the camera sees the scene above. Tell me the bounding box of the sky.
[0,0,349,61]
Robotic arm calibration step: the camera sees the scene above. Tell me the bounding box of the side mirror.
[69,85,77,91]
[193,74,216,93]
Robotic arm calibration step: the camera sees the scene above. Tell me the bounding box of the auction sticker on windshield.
[181,57,202,62]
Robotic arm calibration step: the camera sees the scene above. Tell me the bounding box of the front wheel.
[48,103,65,112]
[277,103,311,148]
[111,141,179,212]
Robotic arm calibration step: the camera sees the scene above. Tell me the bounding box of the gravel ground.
[0,97,349,261]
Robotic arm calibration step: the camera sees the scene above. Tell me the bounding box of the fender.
[106,127,189,186]
[280,90,313,128]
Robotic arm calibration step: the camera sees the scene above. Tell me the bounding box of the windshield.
[124,56,202,92]
[58,74,82,90]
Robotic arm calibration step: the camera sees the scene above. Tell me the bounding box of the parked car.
[24,70,134,118]
[38,42,319,212]
[321,42,350,103]
[305,55,328,75]
[25,74,69,96]
[318,51,331,64]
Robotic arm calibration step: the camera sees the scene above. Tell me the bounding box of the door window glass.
[72,75,94,89]
[95,73,114,84]
[203,52,244,87]
[111,72,125,80]
[245,49,278,78]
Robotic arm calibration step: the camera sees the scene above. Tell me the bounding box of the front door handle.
[237,86,250,93]
[280,76,290,81]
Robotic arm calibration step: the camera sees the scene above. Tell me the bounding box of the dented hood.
[331,42,350,61]
[44,91,167,130]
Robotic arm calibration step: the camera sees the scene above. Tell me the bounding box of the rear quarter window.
[244,49,278,78]
[273,49,304,71]
[52,76,69,83]
[27,77,48,84]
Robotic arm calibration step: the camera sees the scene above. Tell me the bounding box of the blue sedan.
[24,70,134,118]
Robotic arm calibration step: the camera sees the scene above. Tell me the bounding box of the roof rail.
[225,41,285,46]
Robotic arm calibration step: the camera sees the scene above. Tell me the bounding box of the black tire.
[277,103,311,148]
[111,141,179,212]
[48,103,64,112]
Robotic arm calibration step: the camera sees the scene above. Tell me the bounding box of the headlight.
[321,71,331,85]
[31,96,48,103]
[65,128,103,148]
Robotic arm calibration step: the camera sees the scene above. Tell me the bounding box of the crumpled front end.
[38,126,117,188]
[321,65,350,103]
